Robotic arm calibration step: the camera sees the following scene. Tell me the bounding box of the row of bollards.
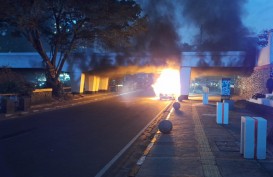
[203,94,268,160]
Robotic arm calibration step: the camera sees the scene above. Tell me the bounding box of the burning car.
[152,69,180,100]
[159,93,175,100]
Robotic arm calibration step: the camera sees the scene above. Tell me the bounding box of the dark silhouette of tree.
[257,29,273,48]
[0,0,146,97]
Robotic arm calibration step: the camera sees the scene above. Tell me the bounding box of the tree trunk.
[45,68,64,98]
[49,78,64,98]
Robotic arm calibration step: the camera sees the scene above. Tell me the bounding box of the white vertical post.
[240,116,267,159]
[202,93,208,104]
[180,67,191,99]
[253,117,267,159]
[240,116,245,154]
[216,102,229,124]
[240,116,255,158]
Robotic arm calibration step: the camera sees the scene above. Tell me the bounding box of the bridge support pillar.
[70,72,85,94]
[179,67,191,100]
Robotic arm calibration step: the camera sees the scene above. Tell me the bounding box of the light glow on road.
[152,69,180,98]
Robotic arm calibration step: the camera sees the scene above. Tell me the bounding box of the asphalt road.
[0,89,171,177]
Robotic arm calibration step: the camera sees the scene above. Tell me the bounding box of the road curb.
[101,100,174,177]
[127,101,175,177]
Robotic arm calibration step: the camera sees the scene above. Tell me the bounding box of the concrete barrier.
[240,116,267,159]
[216,102,229,124]
[31,88,53,105]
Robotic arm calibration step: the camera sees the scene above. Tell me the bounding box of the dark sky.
[0,32,35,52]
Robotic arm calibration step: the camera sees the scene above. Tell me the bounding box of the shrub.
[251,93,266,100]
[0,68,35,97]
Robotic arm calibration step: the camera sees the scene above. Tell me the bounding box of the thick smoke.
[127,0,250,62]
[90,65,164,77]
[132,0,182,66]
[190,67,252,80]
[180,0,250,51]
[137,0,250,52]
[91,0,251,77]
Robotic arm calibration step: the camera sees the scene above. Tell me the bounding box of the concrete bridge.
[1,32,272,97]
[0,51,247,96]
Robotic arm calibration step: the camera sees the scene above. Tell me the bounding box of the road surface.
[0,89,171,177]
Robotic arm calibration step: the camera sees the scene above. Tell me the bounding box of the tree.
[0,67,34,96]
[0,0,146,97]
[257,29,273,48]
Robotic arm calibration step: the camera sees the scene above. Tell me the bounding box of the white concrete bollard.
[216,102,229,124]
[240,116,255,159]
[240,116,267,159]
[202,93,208,105]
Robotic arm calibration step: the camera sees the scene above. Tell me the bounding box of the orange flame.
[152,69,180,98]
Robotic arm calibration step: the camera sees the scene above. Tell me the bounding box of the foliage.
[257,29,273,47]
[0,0,146,97]
[251,93,265,100]
[0,68,35,96]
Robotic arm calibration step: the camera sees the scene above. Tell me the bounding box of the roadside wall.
[236,33,273,99]
[236,66,270,99]
[31,88,53,105]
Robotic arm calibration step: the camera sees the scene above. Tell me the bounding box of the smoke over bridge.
[88,0,253,77]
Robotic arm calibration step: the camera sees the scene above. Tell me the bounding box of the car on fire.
[159,93,175,100]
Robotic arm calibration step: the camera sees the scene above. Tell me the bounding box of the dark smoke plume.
[132,0,182,66]
[180,0,250,51]
[129,0,250,63]
[90,59,180,77]
[91,0,252,77]
[90,65,164,77]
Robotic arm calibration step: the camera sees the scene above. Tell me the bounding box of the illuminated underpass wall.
[84,75,109,93]
[99,77,109,91]
[180,51,246,99]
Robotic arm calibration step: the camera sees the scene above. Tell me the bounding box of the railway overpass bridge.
[0,32,272,98]
[0,51,248,95]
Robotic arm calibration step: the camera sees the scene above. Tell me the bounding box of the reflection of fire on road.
[152,69,180,99]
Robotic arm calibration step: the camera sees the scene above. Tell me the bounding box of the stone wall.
[235,65,271,99]
[31,88,53,105]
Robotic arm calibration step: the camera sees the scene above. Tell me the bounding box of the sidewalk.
[135,100,273,177]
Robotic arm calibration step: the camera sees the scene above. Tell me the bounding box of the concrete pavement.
[134,99,273,177]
